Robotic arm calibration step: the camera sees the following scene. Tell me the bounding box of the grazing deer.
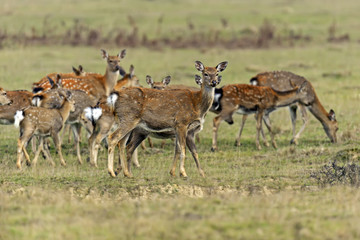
[106,60,228,178]
[32,49,126,99]
[0,89,33,125]
[14,90,75,170]
[32,75,97,164]
[249,71,338,144]
[206,77,309,151]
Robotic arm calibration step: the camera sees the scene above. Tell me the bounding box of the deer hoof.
[26,161,31,167]
[211,147,217,152]
[108,171,117,178]
[199,169,205,178]
[180,172,188,179]
[290,139,298,145]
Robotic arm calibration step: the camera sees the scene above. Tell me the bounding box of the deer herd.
[0,49,338,178]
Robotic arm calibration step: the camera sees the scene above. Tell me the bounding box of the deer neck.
[307,96,331,127]
[103,67,120,96]
[273,88,300,108]
[58,100,72,125]
[198,84,215,118]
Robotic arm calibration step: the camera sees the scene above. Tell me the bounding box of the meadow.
[1,0,360,239]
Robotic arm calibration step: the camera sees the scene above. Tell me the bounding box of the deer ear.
[78,65,83,73]
[47,76,55,88]
[72,66,80,75]
[195,61,204,72]
[328,109,336,121]
[195,75,202,85]
[146,75,153,86]
[162,76,171,86]
[56,74,63,88]
[216,61,228,72]
[119,49,126,59]
[101,49,108,59]
[129,65,135,78]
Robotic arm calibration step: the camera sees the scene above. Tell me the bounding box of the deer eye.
[204,73,209,77]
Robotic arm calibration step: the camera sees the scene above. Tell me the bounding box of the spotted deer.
[205,76,310,151]
[249,71,338,144]
[32,49,126,99]
[32,65,87,91]
[106,60,228,178]
[145,75,200,147]
[14,90,75,170]
[32,75,97,164]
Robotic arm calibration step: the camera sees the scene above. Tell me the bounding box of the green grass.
[1,0,360,239]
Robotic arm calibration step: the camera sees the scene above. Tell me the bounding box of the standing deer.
[32,49,126,99]
[249,71,338,144]
[106,60,228,178]
[32,75,97,164]
[14,90,75,169]
[207,78,309,151]
[145,75,200,147]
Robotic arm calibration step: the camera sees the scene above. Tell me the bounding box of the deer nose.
[211,80,217,87]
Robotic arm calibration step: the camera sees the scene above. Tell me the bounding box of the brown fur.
[0,89,33,125]
[210,83,309,151]
[16,91,75,169]
[250,71,338,144]
[32,49,126,99]
[106,60,228,178]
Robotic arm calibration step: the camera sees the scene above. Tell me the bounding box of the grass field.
[1,0,360,239]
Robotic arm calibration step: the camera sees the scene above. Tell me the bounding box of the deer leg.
[52,132,66,167]
[255,112,264,150]
[108,126,136,178]
[263,114,277,149]
[147,137,154,148]
[16,130,33,170]
[88,123,111,168]
[170,138,181,177]
[125,132,147,174]
[177,127,188,178]
[30,136,37,153]
[16,139,25,170]
[235,114,248,147]
[211,115,223,152]
[186,130,205,177]
[195,133,200,144]
[43,141,55,166]
[291,104,308,145]
[71,123,82,165]
[32,137,44,167]
[289,104,298,144]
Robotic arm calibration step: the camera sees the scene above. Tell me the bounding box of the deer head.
[0,88,11,105]
[101,49,126,74]
[146,75,171,90]
[195,61,227,88]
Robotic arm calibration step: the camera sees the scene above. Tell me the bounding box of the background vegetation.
[1,0,360,239]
